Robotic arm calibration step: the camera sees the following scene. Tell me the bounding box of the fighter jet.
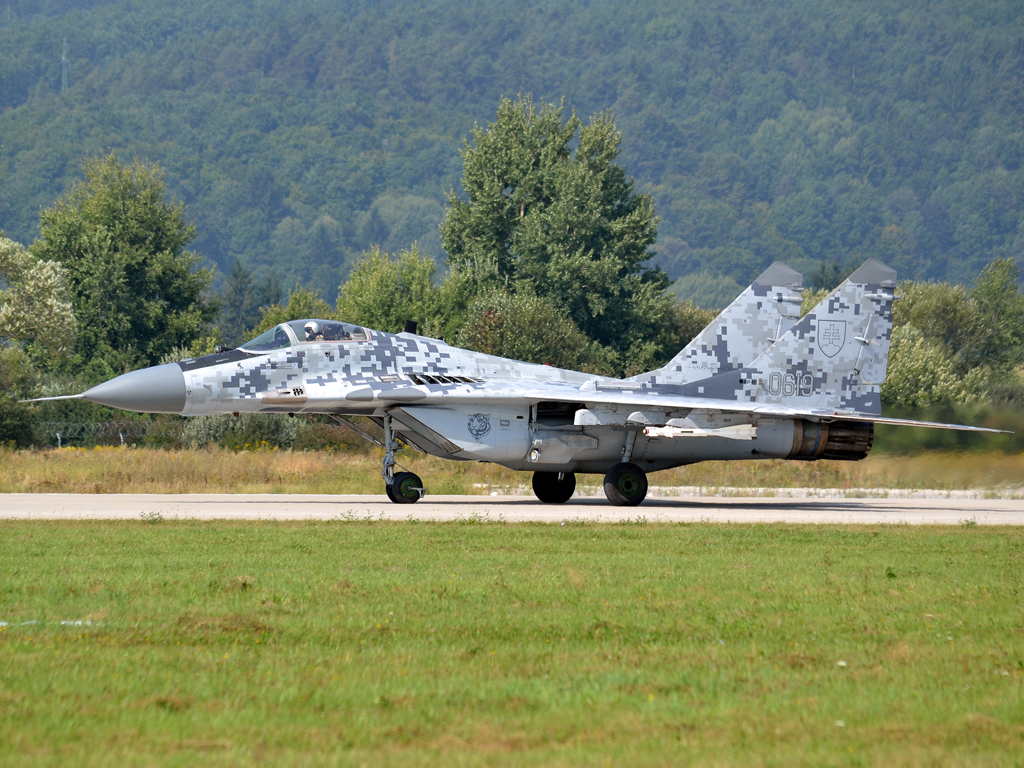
[26,259,1004,506]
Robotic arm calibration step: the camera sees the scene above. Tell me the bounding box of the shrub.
[182,413,303,450]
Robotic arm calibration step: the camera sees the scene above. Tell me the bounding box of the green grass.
[2,522,1023,766]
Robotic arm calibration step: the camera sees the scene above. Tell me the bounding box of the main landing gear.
[532,471,576,504]
[603,462,648,506]
[382,413,423,504]
[530,463,649,506]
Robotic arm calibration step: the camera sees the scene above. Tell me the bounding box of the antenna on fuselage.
[403,320,418,335]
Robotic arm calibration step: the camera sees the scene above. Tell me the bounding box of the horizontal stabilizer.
[808,413,1011,434]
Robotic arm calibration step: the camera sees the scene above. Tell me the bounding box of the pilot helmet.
[303,321,320,340]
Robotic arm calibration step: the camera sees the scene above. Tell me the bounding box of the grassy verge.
[1,521,1022,766]
[2,446,1024,494]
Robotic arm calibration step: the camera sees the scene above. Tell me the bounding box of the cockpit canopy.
[286,319,369,343]
[240,325,291,353]
[239,319,369,354]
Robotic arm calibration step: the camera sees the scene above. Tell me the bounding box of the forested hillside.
[1,0,1023,303]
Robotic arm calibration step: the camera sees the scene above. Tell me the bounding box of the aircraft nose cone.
[83,363,187,414]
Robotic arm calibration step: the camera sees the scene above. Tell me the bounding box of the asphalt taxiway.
[2,493,1023,524]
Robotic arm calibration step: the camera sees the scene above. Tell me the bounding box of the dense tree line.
[3,102,1024,428]
[1,0,1022,302]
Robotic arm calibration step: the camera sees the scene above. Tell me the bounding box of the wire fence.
[33,421,185,447]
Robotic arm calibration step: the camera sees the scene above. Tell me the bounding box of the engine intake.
[789,420,874,462]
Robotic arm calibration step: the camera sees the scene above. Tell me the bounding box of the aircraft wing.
[388,378,1009,434]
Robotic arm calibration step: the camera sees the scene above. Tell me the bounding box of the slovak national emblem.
[817,320,846,358]
[467,413,491,440]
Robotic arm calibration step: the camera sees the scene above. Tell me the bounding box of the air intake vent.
[406,373,481,386]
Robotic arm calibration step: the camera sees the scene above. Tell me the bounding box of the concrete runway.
[2,493,1023,524]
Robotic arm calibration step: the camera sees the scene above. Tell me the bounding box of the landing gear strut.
[532,471,576,504]
[382,413,423,504]
[604,463,648,506]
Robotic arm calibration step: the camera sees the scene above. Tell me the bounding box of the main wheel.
[385,482,397,503]
[390,472,424,504]
[603,463,648,506]
[532,471,576,504]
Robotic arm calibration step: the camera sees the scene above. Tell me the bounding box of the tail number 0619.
[767,371,814,396]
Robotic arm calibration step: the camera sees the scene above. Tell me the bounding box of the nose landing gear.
[603,462,648,506]
[382,412,423,504]
[388,471,424,504]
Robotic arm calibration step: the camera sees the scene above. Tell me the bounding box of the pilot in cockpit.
[303,321,324,342]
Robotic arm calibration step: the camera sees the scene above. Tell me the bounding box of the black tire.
[532,471,576,504]
[391,472,423,504]
[385,482,397,503]
[603,463,648,506]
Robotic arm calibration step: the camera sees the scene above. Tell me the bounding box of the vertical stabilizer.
[686,259,897,414]
[632,262,803,386]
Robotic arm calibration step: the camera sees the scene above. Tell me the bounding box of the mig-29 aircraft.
[27,259,1003,506]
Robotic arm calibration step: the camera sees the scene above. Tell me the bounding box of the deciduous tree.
[0,236,76,361]
[441,96,671,368]
[336,246,439,334]
[31,154,219,382]
[251,287,336,337]
[456,291,613,374]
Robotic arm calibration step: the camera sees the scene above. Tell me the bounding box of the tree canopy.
[882,258,1024,408]
[441,97,673,369]
[31,154,219,381]
[336,246,440,336]
[0,236,77,361]
[220,258,282,348]
[455,290,613,374]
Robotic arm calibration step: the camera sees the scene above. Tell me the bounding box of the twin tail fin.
[632,262,803,386]
[679,259,898,415]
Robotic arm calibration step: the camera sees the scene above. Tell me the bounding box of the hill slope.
[1,0,1022,301]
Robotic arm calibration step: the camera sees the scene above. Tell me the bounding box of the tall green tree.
[883,258,1024,409]
[0,235,77,445]
[336,246,439,335]
[31,155,219,381]
[967,258,1024,373]
[251,287,337,337]
[441,96,670,368]
[456,291,614,374]
[0,236,77,361]
[220,258,282,347]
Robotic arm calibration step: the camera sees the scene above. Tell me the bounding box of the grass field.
[1,521,1022,766]
[3,446,1024,495]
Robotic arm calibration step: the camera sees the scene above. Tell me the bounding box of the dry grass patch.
[3,446,1024,495]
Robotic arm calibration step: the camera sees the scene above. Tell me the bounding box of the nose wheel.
[604,463,648,506]
[388,472,424,504]
[381,412,424,503]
